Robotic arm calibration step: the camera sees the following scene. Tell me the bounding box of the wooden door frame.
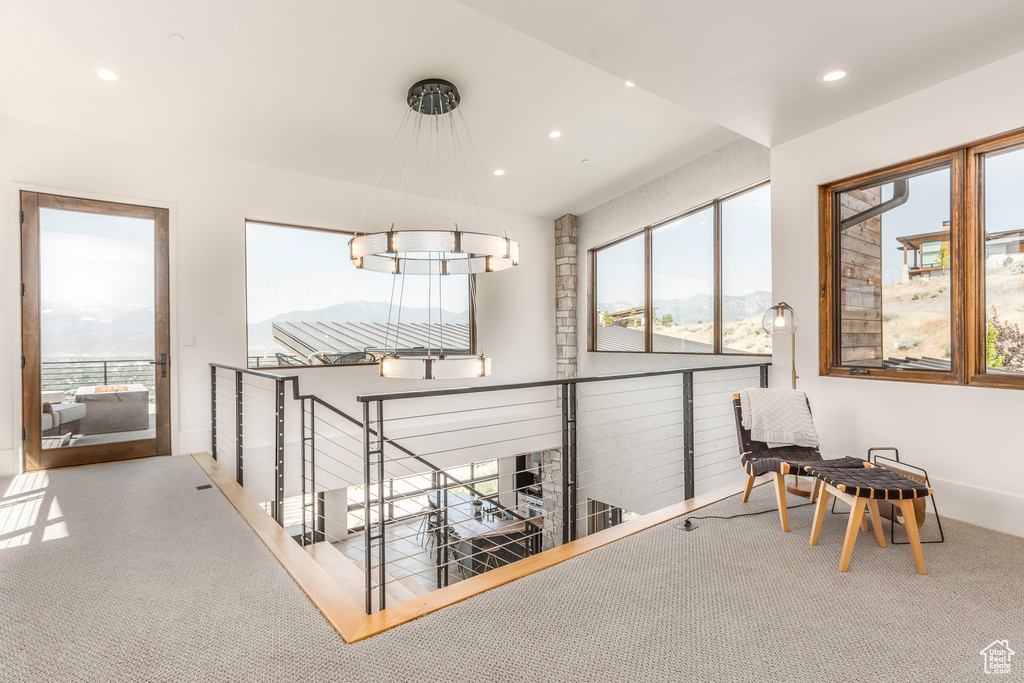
[21,191,171,471]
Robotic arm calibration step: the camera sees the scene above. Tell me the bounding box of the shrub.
[882,311,899,322]
[989,310,1024,371]
[896,335,922,351]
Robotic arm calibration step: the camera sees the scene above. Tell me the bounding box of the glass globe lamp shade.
[762,303,799,335]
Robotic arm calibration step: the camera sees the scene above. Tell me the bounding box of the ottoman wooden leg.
[867,499,886,549]
[809,484,830,546]
[742,474,755,503]
[773,472,789,532]
[899,499,927,575]
[839,498,867,572]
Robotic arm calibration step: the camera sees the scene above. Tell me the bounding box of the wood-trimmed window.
[588,180,772,356]
[819,127,1024,390]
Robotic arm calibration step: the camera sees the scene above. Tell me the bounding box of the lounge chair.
[732,392,863,532]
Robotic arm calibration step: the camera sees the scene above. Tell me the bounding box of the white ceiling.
[0,0,737,218]
[456,0,1024,146]
[3,1,1023,220]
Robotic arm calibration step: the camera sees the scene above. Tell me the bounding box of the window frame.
[819,125,1024,390]
[244,219,477,370]
[587,179,772,356]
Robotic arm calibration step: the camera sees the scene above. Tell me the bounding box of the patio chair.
[733,392,864,532]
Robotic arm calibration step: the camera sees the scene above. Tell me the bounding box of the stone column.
[542,214,578,550]
[554,213,578,381]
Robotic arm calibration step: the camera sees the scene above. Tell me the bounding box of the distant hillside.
[41,306,155,361]
[597,291,772,324]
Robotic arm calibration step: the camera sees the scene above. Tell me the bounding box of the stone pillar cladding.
[542,214,578,550]
[554,213,579,380]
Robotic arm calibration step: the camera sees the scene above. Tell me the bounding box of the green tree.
[600,311,613,327]
[938,243,950,270]
[987,322,1005,369]
[660,313,674,327]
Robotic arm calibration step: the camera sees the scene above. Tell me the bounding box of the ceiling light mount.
[818,68,851,83]
[407,78,461,115]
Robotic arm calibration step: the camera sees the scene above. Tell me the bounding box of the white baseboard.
[176,429,209,456]
[929,476,1024,538]
[0,449,17,476]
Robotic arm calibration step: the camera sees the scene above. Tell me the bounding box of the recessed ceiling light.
[624,81,636,87]
[819,69,850,83]
[581,159,590,164]
[493,169,505,176]
[549,130,562,139]
[96,69,118,81]
[169,33,186,44]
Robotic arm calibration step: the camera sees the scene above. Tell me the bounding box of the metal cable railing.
[210,359,771,616]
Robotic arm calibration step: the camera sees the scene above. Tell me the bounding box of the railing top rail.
[42,358,155,364]
[355,361,772,403]
[209,362,299,383]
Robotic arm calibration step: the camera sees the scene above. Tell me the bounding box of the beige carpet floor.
[0,455,1020,682]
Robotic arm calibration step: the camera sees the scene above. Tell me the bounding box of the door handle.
[149,353,169,378]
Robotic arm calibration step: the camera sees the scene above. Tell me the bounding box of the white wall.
[0,116,555,476]
[573,138,771,509]
[772,50,1024,537]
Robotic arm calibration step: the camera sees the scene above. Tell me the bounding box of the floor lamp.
[761,302,811,497]
[761,301,799,390]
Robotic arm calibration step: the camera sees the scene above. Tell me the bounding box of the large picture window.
[590,181,771,355]
[820,126,1024,390]
[246,221,473,368]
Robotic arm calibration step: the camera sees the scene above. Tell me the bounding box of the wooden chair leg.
[773,472,789,532]
[867,499,886,549]
[899,499,927,575]
[839,498,867,572]
[809,485,830,546]
[810,478,822,503]
[742,474,755,503]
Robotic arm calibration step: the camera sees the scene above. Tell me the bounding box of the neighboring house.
[897,221,1024,282]
[608,306,644,327]
[896,221,951,281]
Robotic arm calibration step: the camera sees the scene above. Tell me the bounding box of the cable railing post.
[362,400,373,615]
[560,382,571,546]
[274,379,285,527]
[300,397,307,546]
[683,371,695,501]
[210,366,217,461]
[235,370,244,487]
[760,363,769,388]
[375,399,387,614]
[103,360,108,385]
[568,382,578,543]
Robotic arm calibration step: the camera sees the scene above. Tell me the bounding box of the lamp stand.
[791,331,798,390]
[786,330,813,497]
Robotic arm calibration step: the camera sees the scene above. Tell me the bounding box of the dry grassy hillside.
[882,259,1024,361]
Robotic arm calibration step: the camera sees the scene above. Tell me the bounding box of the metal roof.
[272,321,471,362]
[595,326,715,353]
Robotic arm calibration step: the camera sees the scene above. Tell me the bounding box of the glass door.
[21,192,171,470]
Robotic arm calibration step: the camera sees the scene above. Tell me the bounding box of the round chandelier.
[353,78,518,380]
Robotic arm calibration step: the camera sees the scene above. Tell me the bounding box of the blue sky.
[40,208,154,310]
[598,183,772,306]
[245,222,468,323]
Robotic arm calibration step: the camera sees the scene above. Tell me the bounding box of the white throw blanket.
[739,389,819,449]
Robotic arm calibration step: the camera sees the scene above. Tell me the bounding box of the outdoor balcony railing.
[41,359,156,397]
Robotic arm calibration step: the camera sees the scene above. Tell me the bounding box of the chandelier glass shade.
[381,355,491,380]
[349,229,519,274]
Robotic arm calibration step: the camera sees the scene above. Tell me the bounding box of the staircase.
[304,541,428,613]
